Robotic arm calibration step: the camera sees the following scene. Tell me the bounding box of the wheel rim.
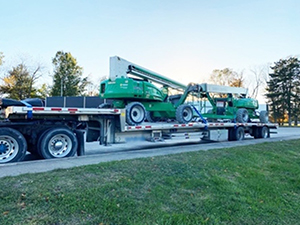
[237,130,243,140]
[131,105,145,123]
[183,107,193,122]
[262,127,268,138]
[0,135,19,163]
[242,112,249,122]
[48,134,72,157]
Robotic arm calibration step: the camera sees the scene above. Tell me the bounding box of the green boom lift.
[100,56,197,125]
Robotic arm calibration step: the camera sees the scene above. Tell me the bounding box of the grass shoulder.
[1,139,300,224]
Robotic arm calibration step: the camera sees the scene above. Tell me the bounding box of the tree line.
[266,57,300,126]
[0,51,299,125]
[0,51,91,100]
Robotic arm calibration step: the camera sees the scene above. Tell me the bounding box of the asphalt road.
[0,127,299,178]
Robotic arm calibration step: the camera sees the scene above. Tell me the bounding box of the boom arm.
[109,56,187,90]
[198,83,248,96]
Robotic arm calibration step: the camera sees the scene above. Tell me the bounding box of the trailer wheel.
[255,126,269,139]
[236,108,249,123]
[126,102,146,125]
[38,128,78,159]
[259,111,269,123]
[230,126,245,141]
[0,128,27,163]
[176,104,193,124]
[146,111,160,122]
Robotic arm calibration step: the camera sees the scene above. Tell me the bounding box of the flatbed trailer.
[0,105,278,164]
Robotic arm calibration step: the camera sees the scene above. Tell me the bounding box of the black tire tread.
[236,108,249,123]
[0,128,27,163]
[125,102,146,125]
[38,128,78,159]
[176,104,193,124]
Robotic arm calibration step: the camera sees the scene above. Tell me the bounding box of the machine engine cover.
[100,78,165,102]
[235,98,259,109]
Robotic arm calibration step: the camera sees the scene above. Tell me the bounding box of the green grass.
[1,140,300,225]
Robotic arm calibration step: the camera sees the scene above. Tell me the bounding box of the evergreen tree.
[51,51,88,96]
[266,57,300,125]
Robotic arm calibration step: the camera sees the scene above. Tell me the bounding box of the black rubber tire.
[236,108,249,123]
[231,126,245,141]
[255,126,269,139]
[36,129,52,158]
[259,110,269,123]
[176,104,193,124]
[38,128,78,159]
[126,102,146,125]
[0,128,27,163]
[146,111,160,122]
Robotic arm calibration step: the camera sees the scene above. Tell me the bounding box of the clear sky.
[1,0,299,100]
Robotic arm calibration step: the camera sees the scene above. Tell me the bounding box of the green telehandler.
[197,83,268,123]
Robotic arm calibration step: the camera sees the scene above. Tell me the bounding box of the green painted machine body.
[235,98,259,109]
[100,77,167,102]
[100,77,183,119]
[99,56,195,123]
[201,93,259,121]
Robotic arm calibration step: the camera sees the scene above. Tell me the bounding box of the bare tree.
[28,64,43,97]
[209,68,244,87]
[248,65,269,99]
[85,76,107,96]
